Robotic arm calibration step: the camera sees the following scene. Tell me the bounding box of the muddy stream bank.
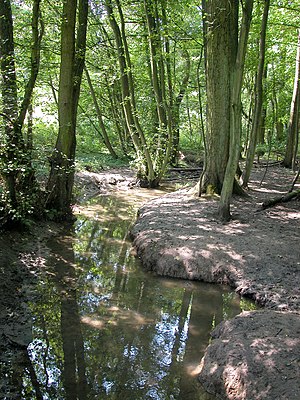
[130,165,300,400]
[0,173,255,400]
[0,166,299,399]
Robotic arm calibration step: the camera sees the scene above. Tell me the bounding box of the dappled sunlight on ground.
[198,311,300,399]
[131,166,300,311]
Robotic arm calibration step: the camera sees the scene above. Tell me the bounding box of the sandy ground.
[130,165,300,400]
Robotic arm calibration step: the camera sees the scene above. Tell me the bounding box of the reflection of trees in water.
[22,227,89,400]
[81,249,228,399]
[12,195,250,399]
[48,230,88,400]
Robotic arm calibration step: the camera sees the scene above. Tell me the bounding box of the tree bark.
[46,0,88,215]
[105,0,157,187]
[218,0,254,221]
[0,0,20,209]
[0,0,43,220]
[242,0,270,187]
[84,68,118,158]
[200,0,238,195]
[170,50,191,166]
[282,30,300,169]
[144,0,167,131]
[17,0,43,131]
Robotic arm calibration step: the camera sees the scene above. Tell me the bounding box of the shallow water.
[5,188,255,399]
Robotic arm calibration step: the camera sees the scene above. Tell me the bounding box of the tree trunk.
[218,0,254,221]
[105,0,157,187]
[84,68,118,159]
[200,0,238,195]
[0,0,20,209]
[0,0,43,223]
[242,0,270,187]
[144,0,167,131]
[170,50,191,166]
[282,30,300,169]
[46,0,88,216]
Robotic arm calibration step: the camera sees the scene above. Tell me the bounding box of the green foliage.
[0,142,41,227]
[76,152,130,172]
[0,0,299,224]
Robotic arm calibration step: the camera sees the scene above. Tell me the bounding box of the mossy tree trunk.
[46,0,88,217]
[199,0,253,221]
[200,0,238,195]
[0,0,43,223]
[0,0,19,210]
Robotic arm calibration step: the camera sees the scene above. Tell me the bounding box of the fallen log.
[168,167,203,172]
[261,188,300,209]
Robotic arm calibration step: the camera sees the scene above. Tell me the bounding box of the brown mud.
[0,165,299,399]
[130,165,300,400]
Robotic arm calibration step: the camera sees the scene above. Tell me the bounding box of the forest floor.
[0,163,299,399]
[130,163,300,400]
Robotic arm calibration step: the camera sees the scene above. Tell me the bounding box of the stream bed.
[1,188,255,399]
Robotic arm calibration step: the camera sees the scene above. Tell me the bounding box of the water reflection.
[22,189,254,399]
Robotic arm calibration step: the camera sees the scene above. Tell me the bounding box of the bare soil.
[0,165,299,399]
[130,165,300,400]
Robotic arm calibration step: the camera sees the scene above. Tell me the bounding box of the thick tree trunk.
[46,0,78,214]
[219,0,254,221]
[0,0,19,209]
[0,0,42,222]
[200,0,237,195]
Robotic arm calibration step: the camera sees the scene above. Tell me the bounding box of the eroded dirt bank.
[198,310,300,400]
[130,166,300,399]
[1,166,299,399]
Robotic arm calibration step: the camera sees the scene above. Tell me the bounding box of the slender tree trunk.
[106,76,129,155]
[282,30,300,169]
[242,0,270,187]
[17,0,43,131]
[170,50,191,166]
[46,0,88,215]
[144,0,170,175]
[105,0,157,187]
[84,68,118,158]
[144,0,167,131]
[26,102,33,153]
[258,66,268,144]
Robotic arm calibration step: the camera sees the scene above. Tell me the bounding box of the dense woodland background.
[0,0,299,227]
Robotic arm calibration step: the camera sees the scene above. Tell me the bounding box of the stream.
[1,187,255,399]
